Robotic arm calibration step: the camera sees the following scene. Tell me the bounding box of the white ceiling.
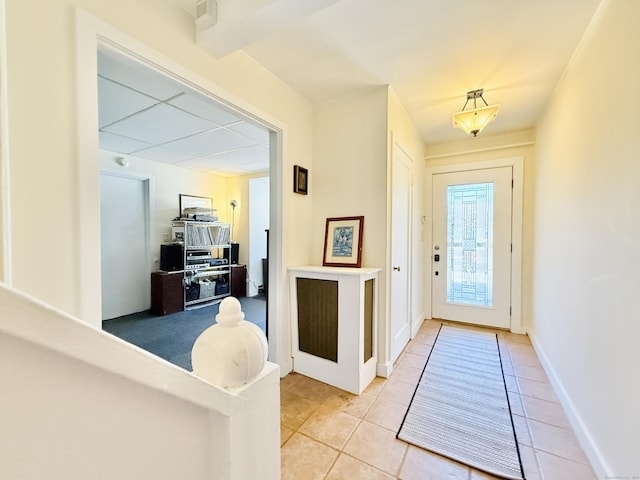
[98,49,270,176]
[195,0,602,144]
[101,0,603,174]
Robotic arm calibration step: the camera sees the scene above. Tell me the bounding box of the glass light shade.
[453,104,500,136]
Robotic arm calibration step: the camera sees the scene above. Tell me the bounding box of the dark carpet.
[102,295,267,371]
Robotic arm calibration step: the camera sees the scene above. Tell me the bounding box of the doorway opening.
[94,42,279,370]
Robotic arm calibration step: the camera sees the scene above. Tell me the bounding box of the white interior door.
[390,144,412,361]
[249,176,270,297]
[100,173,150,320]
[432,167,512,329]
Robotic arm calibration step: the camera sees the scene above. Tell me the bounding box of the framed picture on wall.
[322,216,364,267]
[293,165,308,195]
[179,194,213,218]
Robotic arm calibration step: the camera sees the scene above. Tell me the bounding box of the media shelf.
[172,220,232,310]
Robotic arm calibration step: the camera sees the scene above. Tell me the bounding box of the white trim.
[267,129,288,371]
[0,282,268,413]
[74,10,287,369]
[424,157,524,334]
[411,311,426,339]
[376,360,393,379]
[528,329,607,478]
[0,0,11,285]
[424,141,534,161]
[0,282,282,480]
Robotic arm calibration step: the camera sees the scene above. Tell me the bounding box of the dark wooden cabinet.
[151,271,184,316]
[230,264,247,298]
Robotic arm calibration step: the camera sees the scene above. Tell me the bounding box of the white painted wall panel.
[532,1,640,477]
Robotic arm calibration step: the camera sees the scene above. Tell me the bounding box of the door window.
[446,182,494,307]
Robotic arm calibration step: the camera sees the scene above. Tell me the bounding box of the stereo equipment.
[160,243,183,271]
[186,250,212,261]
[185,263,209,270]
[224,242,240,265]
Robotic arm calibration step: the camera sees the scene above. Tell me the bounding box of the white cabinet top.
[289,265,382,276]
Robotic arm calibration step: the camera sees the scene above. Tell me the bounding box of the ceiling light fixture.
[453,89,500,137]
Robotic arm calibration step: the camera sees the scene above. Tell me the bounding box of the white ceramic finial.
[215,296,244,326]
[192,297,268,388]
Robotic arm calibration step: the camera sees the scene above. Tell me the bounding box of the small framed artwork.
[293,165,308,195]
[323,216,364,268]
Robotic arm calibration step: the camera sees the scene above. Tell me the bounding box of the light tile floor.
[280,319,597,480]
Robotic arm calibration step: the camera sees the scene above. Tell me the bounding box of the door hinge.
[512,179,514,188]
[510,243,513,252]
[510,306,512,316]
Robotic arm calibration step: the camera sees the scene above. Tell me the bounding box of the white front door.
[432,167,512,329]
[390,144,412,361]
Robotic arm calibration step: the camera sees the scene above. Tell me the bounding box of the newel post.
[192,297,280,480]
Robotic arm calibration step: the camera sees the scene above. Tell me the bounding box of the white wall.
[312,87,389,370]
[532,1,639,477]
[311,87,425,375]
[100,150,229,270]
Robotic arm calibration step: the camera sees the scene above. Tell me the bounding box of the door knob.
[393,266,401,272]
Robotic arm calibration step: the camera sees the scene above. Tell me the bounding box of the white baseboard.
[411,312,426,338]
[527,329,610,479]
[376,361,393,378]
[510,324,527,335]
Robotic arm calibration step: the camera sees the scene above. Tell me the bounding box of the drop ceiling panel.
[168,93,242,126]
[178,144,268,173]
[165,127,261,157]
[227,121,270,143]
[98,77,159,128]
[131,145,198,164]
[98,51,187,101]
[212,143,268,163]
[102,103,218,145]
[235,161,271,173]
[99,131,152,154]
[97,47,271,176]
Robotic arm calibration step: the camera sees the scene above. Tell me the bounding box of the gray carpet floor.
[102,295,267,371]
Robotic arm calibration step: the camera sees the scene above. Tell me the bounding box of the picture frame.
[179,194,213,218]
[323,216,364,268]
[293,165,308,195]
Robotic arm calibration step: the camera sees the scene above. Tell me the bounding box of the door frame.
[75,11,288,370]
[0,0,11,285]
[425,157,524,333]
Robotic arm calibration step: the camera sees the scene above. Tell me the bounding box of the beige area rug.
[397,325,525,480]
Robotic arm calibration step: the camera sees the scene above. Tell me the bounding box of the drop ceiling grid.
[97,51,269,174]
